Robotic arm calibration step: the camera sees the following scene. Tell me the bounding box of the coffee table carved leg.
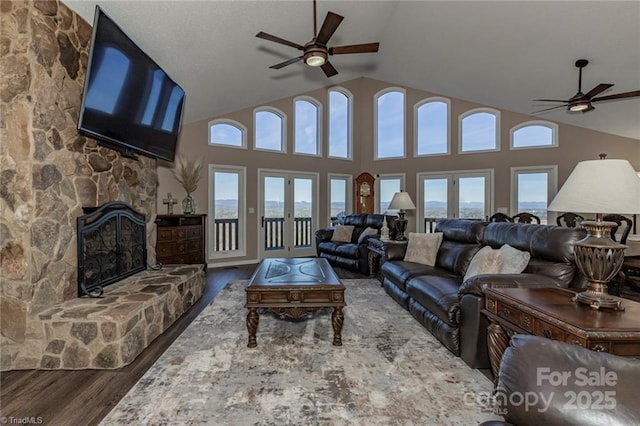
[247,307,259,348]
[487,320,509,384]
[331,306,344,346]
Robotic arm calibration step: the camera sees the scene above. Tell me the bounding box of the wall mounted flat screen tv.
[78,6,184,162]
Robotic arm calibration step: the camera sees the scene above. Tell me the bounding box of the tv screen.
[78,6,184,162]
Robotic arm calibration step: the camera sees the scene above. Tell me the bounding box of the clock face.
[360,182,371,196]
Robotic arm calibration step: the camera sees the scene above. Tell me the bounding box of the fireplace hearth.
[77,201,147,297]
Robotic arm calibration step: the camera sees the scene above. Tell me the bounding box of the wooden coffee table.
[245,258,346,347]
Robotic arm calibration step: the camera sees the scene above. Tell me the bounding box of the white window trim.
[373,87,407,161]
[375,173,406,214]
[510,120,559,150]
[413,96,451,158]
[208,164,247,259]
[293,96,322,157]
[208,119,247,149]
[327,173,353,225]
[253,106,287,153]
[327,87,353,160]
[458,107,501,154]
[510,165,558,219]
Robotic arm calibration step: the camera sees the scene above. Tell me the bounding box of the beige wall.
[159,77,640,266]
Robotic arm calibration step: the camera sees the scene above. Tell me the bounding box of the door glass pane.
[458,176,485,219]
[379,178,401,213]
[330,178,347,222]
[213,171,239,252]
[264,177,285,250]
[294,178,313,247]
[517,173,548,224]
[423,178,448,232]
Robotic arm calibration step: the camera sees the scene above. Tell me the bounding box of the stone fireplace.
[1,1,204,371]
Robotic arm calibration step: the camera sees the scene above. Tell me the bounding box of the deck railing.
[214,217,314,252]
[213,218,239,251]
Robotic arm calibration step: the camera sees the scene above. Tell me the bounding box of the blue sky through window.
[214,172,239,218]
[210,123,242,146]
[294,100,318,155]
[416,101,448,155]
[517,173,548,205]
[255,111,283,151]
[513,125,553,148]
[461,112,497,151]
[329,91,349,158]
[376,91,404,158]
[380,178,401,212]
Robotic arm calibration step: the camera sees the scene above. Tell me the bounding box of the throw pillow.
[499,244,531,274]
[464,246,503,281]
[331,225,354,243]
[403,232,443,266]
[358,226,379,244]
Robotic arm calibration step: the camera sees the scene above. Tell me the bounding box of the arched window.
[374,88,405,159]
[328,87,352,159]
[459,108,500,153]
[254,107,286,152]
[208,119,246,148]
[294,97,321,156]
[511,121,558,149]
[415,97,450,156]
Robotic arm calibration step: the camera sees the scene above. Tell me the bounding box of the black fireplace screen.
[77,201,147,297]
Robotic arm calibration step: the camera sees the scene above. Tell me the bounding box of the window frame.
[208,119,247,149]
[458,107,501,154]
[293,96,322,157]
[327,173,353,226]
[208,164,247,259]
[510,120,559,150]
[414,96,451,157]
[327,87,353,160]
[253,106,287,153]
[510,165,558,225]
[374,87,406,160]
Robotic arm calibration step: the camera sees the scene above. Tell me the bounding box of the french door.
[417,170,493,232]
[258,170,318,259]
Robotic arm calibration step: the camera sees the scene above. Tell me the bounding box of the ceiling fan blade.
[592,90,640,102]
[269,56,303,69]
[583,83,614,100]
[532,104,569,114]
[329,42,380,55]
[321,61,338,77]
[533,99,571,103]
[316,11,344,45]
[256,32,304,50]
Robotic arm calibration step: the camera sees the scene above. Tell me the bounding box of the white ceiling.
[63,0,640,141]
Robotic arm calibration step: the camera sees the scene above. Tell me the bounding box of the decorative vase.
[182,193,195,214]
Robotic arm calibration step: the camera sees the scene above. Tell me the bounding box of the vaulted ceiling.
[64,1,640,141]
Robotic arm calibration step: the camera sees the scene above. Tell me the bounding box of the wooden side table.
[482,287,640,380]
[367,238,407,281]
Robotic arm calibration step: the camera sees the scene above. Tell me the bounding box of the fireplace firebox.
[77,201,147,297]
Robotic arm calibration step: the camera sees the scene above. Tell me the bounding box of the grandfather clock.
[354,172,375,214]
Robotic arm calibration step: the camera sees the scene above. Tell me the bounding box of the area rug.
[101,279,500,425]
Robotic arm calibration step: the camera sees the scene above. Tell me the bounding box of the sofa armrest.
[381,240,408,261]
[315,227,334,256]
[459,273,565,297]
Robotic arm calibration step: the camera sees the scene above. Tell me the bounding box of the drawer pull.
[501,308,510,317]
[591,344,607,352]
[542,329,553,339]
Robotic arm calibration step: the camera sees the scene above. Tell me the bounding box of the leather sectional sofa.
[380,218,587,369]
[315,213,397,274]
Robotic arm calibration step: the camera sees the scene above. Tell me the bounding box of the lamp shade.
[548,159,640,214]
[388,191,416,210]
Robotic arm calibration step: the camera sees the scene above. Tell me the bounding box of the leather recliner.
[315,214,397,274]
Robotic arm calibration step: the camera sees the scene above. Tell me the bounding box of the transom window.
[374,88,405,159]
[415,98,450,156]
[254,108,286,152]
[459,108,500,153]
[328,88,352,159]
[294,97,321,156]
[208,119,246,148]
[511,121,558,149]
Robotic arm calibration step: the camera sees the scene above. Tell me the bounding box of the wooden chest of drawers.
[155,214,206,265]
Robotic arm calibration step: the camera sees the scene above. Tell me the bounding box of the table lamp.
[388,191,416,241]
[548,157,640,310]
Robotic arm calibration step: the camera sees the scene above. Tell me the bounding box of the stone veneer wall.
[1,0,159,370]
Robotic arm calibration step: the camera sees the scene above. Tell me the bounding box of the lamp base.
[395,211,407,241]
[572,220,626,311]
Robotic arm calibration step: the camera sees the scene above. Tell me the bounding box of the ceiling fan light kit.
[532,59,640,114]
[256,0,379,77]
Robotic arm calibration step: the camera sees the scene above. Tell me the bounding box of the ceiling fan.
[256,0,379,77]
[532,59,640,114]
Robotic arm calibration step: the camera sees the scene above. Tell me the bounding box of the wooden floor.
[0,263,364,425]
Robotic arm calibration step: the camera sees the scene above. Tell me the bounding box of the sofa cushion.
[406,275,462,326]
[464,246,503,281]
[524,258,576,286]
[381,261,439,291]
[435,218,486,243]
[358,226,379,243]
[403,232,443,266]
[331,225,354,242]
[499,244,530,274]
[317,241,360,259]
[436,241,483,276]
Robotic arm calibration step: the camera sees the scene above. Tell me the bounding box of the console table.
[155,214,206,265]
[482,287,640,379]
